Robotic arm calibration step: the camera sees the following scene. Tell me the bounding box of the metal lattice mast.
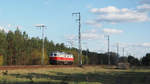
[117,43,119,63]
[107,35,110,65]
[35,24,46,65]
[42,26,45,65]
[123,48,125,57]
[72,12,82,65]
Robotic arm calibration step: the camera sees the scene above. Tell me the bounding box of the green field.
[0,66,150,84]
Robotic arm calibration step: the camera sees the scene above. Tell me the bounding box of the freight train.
[49,51,74,65]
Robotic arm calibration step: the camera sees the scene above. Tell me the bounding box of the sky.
[0,0,150,58]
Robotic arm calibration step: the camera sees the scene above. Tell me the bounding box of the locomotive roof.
[52,51,72,55]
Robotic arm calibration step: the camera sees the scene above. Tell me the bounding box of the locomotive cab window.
[54,54,57,56]
[50,53,53,57]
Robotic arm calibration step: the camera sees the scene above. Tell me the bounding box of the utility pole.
[72,12,82,66]
[35,24,46,65]
[123,48,125,57]
[116,43,119,63]
[106,35,110,65]
[86,48,88,65]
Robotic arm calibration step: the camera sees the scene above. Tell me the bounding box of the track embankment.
[0,65,78,70]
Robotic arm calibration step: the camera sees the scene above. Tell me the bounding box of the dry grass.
[0,66,150,84]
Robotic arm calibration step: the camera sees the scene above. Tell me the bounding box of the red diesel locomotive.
[49,51,74,65]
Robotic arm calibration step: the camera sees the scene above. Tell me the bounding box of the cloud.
[0,26,9,33]
[1,24,23,29]
[0,24,23,33]
[114,42,150,58]
[137,4,150,12]
[82,32,103,40]
[141,43,150,47]
[90,6,150,23]
[82,29,104,40]
[35,24,46,27]
[91,6,120,14]
[130,43,150,48]
[65,29,104,41]
[118,42,150,49]
[140,0,150,4]
[65,34,77,41]
[103,28,123,34]
[85,20,102,28]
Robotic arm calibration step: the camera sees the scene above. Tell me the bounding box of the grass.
[0,66,150,84]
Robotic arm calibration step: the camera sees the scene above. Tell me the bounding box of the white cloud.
[1,24,23,29]
[0,24,23,33]
[85,20,102,28]
[137,4,150,12]
[103,28,123,34]
[140,0,150,4]
[65,34,77,41]
[0,26,9,33]
[120,42,150,48]
[90,6,120,14]
[65,29,104,41]
[82,29,104,40]
[98,12,148,22]
[7,24,12,28]
[141,43,150,47]
[114,42,150,58]
[90,6,150,23]
[35,24,46,27]
[82,32,103,40]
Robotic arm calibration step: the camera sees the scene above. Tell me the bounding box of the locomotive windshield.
[50,53,57,57]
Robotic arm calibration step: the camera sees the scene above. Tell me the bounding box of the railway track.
[0,65,78,70]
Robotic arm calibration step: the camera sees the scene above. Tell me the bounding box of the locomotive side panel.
[49,52,74,65]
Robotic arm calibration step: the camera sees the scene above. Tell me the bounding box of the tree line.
[0,29,150,66]
[0,29,80,65]
[82,50,150,66]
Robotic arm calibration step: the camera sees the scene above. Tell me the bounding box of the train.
[49,51,74,65]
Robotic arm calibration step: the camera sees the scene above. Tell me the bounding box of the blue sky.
[0,0,150,58]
